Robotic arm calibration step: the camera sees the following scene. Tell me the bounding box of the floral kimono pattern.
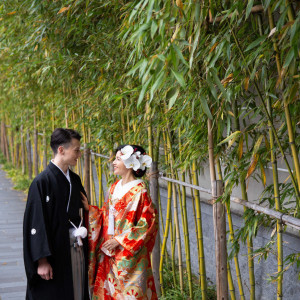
[88,180,158,300]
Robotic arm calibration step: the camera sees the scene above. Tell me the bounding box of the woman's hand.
[80,191,89,211]
[102,238,120,251]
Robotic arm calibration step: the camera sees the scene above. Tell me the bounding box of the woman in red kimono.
[82,144,158,300]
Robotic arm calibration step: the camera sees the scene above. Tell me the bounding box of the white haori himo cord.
[69,218,87,246]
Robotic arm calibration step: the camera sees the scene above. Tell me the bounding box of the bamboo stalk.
[267,6,300,196]
[180,171,193,299]
[178,127,193,299]
[172,182,183,291]
[188,169,201,279]
[192,161,207,299]
[121,98,126,142]
[229,24,300,204]
[170,217,176,287]
[232,99,255,300]
[209,5,264,23]
[267,95,283,299]
[21,124,25,174]
[146,103,161,297]
[26,131,32,179]
[97,147,104,207]
[33,113,39,176]
[10,129,15,166]
[165,129,184,292]
[159,181,172,296]
[43,128,47,170]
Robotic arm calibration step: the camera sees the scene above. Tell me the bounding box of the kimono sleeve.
[87,205,104,288]
[114,190,158,256]
[23,179,52,285]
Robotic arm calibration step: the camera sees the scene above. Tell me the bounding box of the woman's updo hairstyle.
[115,144,148,178]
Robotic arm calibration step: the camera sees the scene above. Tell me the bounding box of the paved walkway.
[0,166,27,300]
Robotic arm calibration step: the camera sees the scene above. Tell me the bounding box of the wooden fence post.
[83,144,91,201]
[149,161,161,297]
[212,180,228,300]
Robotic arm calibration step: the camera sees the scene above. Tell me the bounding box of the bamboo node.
[279,213,286,225]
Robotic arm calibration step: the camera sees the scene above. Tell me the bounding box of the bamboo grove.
[0,0,299,299]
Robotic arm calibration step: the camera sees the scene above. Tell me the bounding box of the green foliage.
[0,154,31,192]
[161,256,216,300]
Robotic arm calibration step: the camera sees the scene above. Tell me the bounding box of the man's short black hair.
[50,128,81,154]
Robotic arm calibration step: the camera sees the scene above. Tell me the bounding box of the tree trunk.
[34,118,39,176]
[212,180,228,300]
[43,130,47,170]
[83,144,91,201]
[21,125,25,174]
[149,161,161,297]
[26,132,32,179]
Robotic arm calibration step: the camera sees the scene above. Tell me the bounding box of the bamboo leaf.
[151,21,158,39]
[210,68,229,101]
[137,79,151,106]
[172,44,189,67]
[176,0,184,10]
[209,42,219,54]
[58,7,70,14]
[246,0,254,19]
[262,0,272,10]
[167,88,180,109]
[150,70,165,101]
[218,131,241,146]
[246,153,259,180]
[253,135,264,154]
[126,59,147,77]
[259,160,266,187]
[245,36,266,51]
[238,134,243,160]
[146,0,154,22]
[171,69,186,88]
[206,75,218,100]
[200,94,213,120]
[283,48,294,68]
[221,73,234,87]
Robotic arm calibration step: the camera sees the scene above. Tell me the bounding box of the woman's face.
[113,150,132,177]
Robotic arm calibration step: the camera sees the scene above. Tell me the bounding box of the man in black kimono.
[23,128,90,300]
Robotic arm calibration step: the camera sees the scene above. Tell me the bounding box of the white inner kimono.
[107,179,143,235]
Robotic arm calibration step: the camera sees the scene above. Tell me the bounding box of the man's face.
[61,138,81,166]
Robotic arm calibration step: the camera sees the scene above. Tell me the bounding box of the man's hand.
[102,238,120,251]
[81,192,89,211]
[38,257,53,280]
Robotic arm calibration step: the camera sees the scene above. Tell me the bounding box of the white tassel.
[73,226,88,246]
[70,219,87,247]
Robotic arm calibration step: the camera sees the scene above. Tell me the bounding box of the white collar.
[51,160,70,183]
[112,179,143,201]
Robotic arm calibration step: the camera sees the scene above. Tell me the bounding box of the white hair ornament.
[120,145,152,171]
